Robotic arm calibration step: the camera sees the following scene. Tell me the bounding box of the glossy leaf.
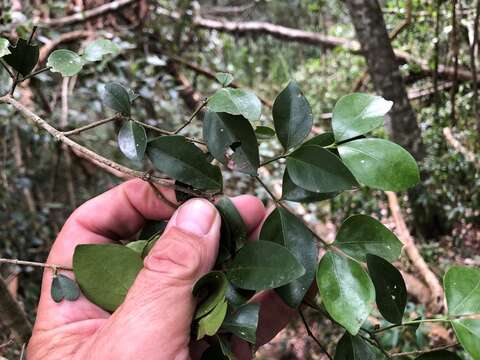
[4,38,39,76]
[47,50,84,77]
[193,271,228,320]
[304,132,336,147]
[334,332,383,360]
[254,125,275,140]
[102,82,131,116]
[444,266,480,359]
[281,169,338,203]
[203,111,259,175]
[139,220,167,241]
[332,93,392,142]
[83,39,119,62]
[0,38,11,57]
[208,88,262,122]
[51,274,80,302]
[367,254,407,324]
[197,299,228,340]
[226,241,305,291]
[225,282,254,309]
[216,196,247,262]
[118,120,147,160]
[338,138,420,191]
[73,244,143,312]
[222,303,260,344]
[125,240,148,254]
[215,72,234,87]
[147,135,223,191]
[334,214,403,262]
[316,252,375,335]
[415,350,462,359]
[286,145,358,193]
[260,207,316,308]
[273,81,313,150]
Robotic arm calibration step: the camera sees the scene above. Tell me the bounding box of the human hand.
[28,179,296,359]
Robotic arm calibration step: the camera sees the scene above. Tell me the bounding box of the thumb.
[93,199,221,360]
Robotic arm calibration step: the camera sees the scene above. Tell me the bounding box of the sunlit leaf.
[118,120,147,161]
[208,88,262,122]
[215,72,234,87]
[338,138,420,191]
[197,299,228,340]
[332,93,392,142]
[125,240,148,254]
[317,252,375,335]
[0,38,11,57]
[83,38,119,62]
[47,49,84,77]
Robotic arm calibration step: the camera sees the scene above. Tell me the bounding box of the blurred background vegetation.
[0,0,479,358]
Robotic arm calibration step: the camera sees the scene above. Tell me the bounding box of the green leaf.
[118,120,147,161]
[334,332,383,360]
[215,72,234,87]
[254,126,276,140]
[226,240,305,291]
[4,38,39,76]
[203,111,259,175]
[83,39,119,62]
[316,252,375,335]
[222,303,260,344]
[147,135,223,191]
[281,169,338,203]
[197,299,228,340]
[193,271,228,320]
[139,220,167,241]
[47,50,84,77]
[304,132,336,147]
[0,38,11,57]
[102,82,131,116]
[444,266,480,360]
[334,214,403,262]
[208,88,262,122]
[51,274,80,302]
[273,81,313,150]
[73,244,143,312]
[125,240,148,254]
[338,138,420,192]
[332,93,393,142]
[366,254,407,324]
[286,145,358,193]
[415,350,462,359]
[218,335,236,360]
[215,196,247,263]
[260,208,316,308]
[225,282,254,309]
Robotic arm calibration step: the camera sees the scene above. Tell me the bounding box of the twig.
[17,67,51,83]
[386,191,444,312]
[443,127,480,168]
[63,114,122,136]
[373,317,449,334]
[0,95,208,199]
[19,343,26,360]
[390,343,459,358]
[299,308,332,359]
[255,175,281,204]
[0,338,14,349]
[259,153,287,167]
[39,30,92,65]
[0,58,14,78]
[38,0,140,28]
[0,258,72,272]
[450,0,459,125]
[173,98,208,134]
[131,119,206,145]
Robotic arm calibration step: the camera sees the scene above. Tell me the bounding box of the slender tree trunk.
[344,0,425,160]
[0,276,32,344]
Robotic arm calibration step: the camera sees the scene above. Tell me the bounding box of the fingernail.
[173,199,217,236]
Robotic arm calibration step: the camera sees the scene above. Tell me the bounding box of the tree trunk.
[344,0,425,160]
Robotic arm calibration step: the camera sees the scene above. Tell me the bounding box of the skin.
[28,179,296,359]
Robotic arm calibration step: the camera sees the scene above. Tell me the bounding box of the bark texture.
[345,0,424,160]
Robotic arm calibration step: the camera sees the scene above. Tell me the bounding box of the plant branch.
[174,98,208,134]
[260,153,287,167]
[0,58,14,78]
[255,175,281,204]
[390,343,459,358]
[299,308,332,360]
[18,67,51,83]
[63,114,123,136]
[0,258,72,272]
[131,119,206,145]
[0,95,208,199]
